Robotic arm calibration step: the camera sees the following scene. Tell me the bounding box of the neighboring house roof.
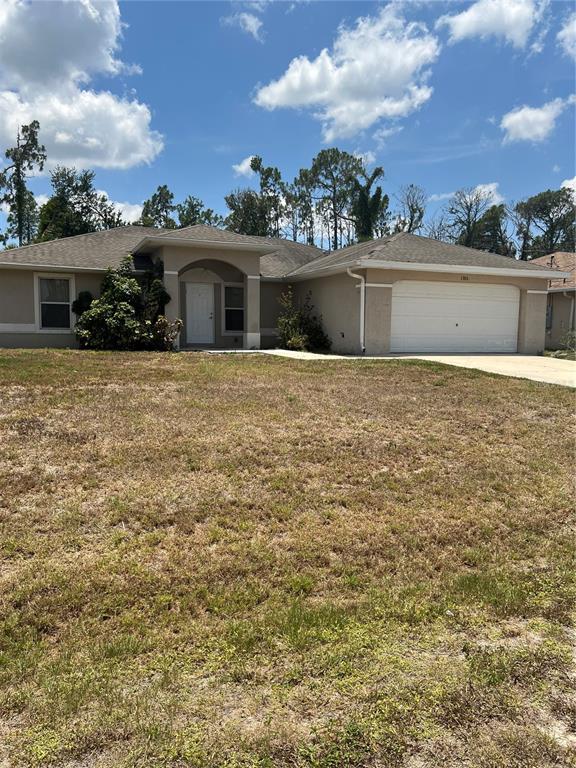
[0,225,566,280]
[530,252,575,291]
[288,232,566,278]
[0,225,324,278]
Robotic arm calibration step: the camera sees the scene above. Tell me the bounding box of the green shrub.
[277,286,331,352]
[71,291,93,318]
[74,258,182,351]
[552,330,576,359]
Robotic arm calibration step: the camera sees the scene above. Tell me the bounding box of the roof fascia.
[357,259,570,280]
[0,262,107,273]
[132,235,275,255]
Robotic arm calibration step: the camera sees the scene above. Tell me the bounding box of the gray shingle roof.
[288,232,562,277]
[0,226,558,281]
[0,225,324,277]
[146,225,278,247]
[0,226,162,271]
[260,240,325,278]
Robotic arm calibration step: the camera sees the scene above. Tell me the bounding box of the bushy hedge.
[74,258,182,351]
[277,286,331,352]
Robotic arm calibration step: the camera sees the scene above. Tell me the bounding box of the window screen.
[224,286,244,332]
[39,278,71,329]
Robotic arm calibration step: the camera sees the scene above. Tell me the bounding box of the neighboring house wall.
[545,292,575,349]
[0,268,102,348]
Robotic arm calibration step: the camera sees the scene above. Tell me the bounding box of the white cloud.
[0,0,130,89]
[373,125,403,148]
[557,13,576,60]
[254,5,440,141]
[232,155,256,177]
[552,163,561,173]
[1,193,49,215]
[436,0,547,49]
[34,194,50,208]
[18,189,142,221]
[428,191,454,202]
[0,0,162,170]
[561,176,576,195]
[0,90,163,170]
[500,96,575,143]
[354,150,376,166]
[428,183,503,205]
[475,182,504,204]
[249,1,270,12]
[223,12,264,42]
[114,201,143,222]
[97,190,143,222]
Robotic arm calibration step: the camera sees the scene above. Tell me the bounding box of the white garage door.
[390,280,520,353]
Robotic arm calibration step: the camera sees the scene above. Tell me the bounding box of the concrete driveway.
[407,354,576,388]
[260,349,576,388]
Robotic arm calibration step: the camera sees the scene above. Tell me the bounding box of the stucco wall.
[0,258,554,356]
[294,273,360,354]
[0,268,103,349]
[517,291,547,355]
[160,245,262,349]
[158,245,261,277]
[259,281,286,349]
[260,281,284,329]
[295,269,550,356]
[0,332,78,349]
[545,292,575,349]
[0,269,36,323]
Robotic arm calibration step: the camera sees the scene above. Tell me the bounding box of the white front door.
[186,283,214,344]
[390,280,520,353]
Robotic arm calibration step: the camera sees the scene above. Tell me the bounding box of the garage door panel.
[396,316,516,335]
[390,281,520,354]
[393,299,518,321]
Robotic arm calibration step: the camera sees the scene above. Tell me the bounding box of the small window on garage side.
[224,285,244,332]
[39,277,71,329]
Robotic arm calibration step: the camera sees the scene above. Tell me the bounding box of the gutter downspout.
[347,267,366,354]
[564,291,575,331]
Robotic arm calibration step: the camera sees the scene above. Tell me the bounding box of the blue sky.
[0,0,574,226]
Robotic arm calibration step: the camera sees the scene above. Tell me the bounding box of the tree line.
[1,121,573,259]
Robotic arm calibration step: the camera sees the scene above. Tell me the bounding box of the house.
[0,225,567,355]
[530,252,575,349]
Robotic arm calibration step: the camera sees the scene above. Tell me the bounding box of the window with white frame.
[223,285,244,332]
[39,277,72,329]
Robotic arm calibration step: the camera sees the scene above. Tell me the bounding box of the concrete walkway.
[259,349,576,388]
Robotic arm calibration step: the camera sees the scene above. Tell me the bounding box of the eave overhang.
[131,235,276,256]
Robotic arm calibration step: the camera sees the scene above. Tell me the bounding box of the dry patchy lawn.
[0,350,575,768]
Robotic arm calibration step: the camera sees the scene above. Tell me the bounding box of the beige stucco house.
[531,252,575,350]
[0,224,567,355]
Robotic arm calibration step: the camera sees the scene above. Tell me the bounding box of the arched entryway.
[178,259,247,349]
